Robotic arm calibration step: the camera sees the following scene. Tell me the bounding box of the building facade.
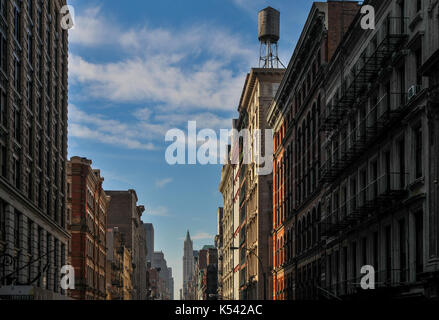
[144,222,154,264]
[152,250,173,300]
[268,0,439,300]
[236,68,284,300]
[219,128,243,300]
[267,1,358,300]
[106,189,146,300]
[106,227,124,300]
[215,207,223,299]
[0,0,69,299]
[319,0,439,300]
[122,246,133,300]
[67,157,110,300]
[182,230,194,299]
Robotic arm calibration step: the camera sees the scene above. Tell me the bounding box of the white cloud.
[155,178,173,188]
[191,232,215,241]
[69,104,157,150]
[68,6,256,112]
[148,206,171,217]
[68,5,256,150]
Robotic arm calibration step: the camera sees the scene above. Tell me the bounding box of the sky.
[66,0,314,299]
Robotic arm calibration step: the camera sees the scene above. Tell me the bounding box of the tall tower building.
[0,0,69,300]
[144,223,154,264]
[182,230,194,300]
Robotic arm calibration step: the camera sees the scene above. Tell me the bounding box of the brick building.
[106,189,146,300]
[67,157,110,300]
[0,0,69,299]
[267,1,358,300]
[268,0,439,300]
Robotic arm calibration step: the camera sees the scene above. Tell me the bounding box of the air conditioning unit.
[408,85,422,100]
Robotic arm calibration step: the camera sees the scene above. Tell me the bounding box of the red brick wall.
[327,1,360,61]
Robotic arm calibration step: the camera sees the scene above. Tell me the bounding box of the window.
[0,200,5,242]
[0,144,6,177]
[46,233,51,289]
[415,126,423,179]
[13,56,21,91]
[27,170,32,198]
[0,89,6,126]
[415,48,422,86]
[0,31,6,74]
[27,79,33,110]
[415,211,423,279]
[385,226,392,281]
[14,108,21,142]
[0,0,6,17]
[398,138,405,189]
[399,219,407,282]
[351,242,357,280]
[373,232,379,271]
[14,211,21,248]
[27,219,33,255]
[416,0,422,12]
[27,31,33,63]
[13,3,21,41]
[361,237,367,266]
[14,157,20,189]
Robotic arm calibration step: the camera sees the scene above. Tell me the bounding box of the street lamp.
[230,246,267,300]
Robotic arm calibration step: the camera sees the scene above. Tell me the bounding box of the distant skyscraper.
[182,230,194,299]
[144,223,154,263]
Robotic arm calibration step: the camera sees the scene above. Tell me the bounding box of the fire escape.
[320,16,410,241]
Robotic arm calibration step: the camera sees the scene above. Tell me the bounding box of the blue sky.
[67,0,313,299]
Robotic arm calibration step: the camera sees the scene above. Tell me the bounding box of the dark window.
[14,211,21,248]
[27,170,32,198]
[0,0,6,17]
[13,57,21,91]
[415,48,422,86]
[0,200,5,241]
[0,31,7,74]
[343,247,348,290]
[361,237,367,266]
[398,138,405,188]
[46,233,51,289]
[385,226,392,282]
[13,3,21,41]
[14,157,20,189]
[373,232,379,271]
[415,126,423,178]
[0,144,6,177]
[352,242,357,280]
[415,211,423,279]
[399,219,407,282]
[14,108,21,142]
[416,0,422,12]
[0,90,6,126]
[27,219,33,255]
[27,31,33,63]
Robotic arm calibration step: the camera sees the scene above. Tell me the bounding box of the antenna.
[258,7,285,68]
